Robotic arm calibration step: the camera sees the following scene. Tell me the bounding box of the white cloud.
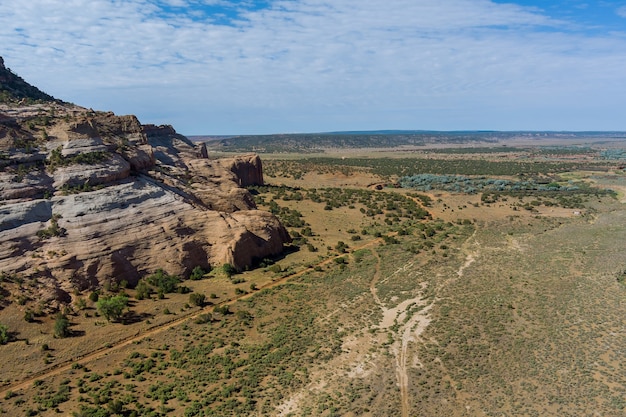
[1,0,625,133]
[617,5,626,18]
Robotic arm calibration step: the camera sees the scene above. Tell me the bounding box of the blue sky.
[1,0,626,134]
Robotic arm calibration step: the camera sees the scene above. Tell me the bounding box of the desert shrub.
[195,313,212,324]
[335,241,349,253]
[222,264,237,278]
[145,269,179,293]
[36,214,65,240]
[236,310,253,326]
[214,305,230,315]
[54,313,71,338]
[177,285,191,294]
[107,400,124,415]
[47,146,109,170]
[185,402,203,417]
[134,279,152,300]
[24,310,35,322]
[189,266,207,281]
[75,297,87,310]
[383,235,399,245]
[74,404,112,417]
[189,293,206,307]
[0,323,8,344]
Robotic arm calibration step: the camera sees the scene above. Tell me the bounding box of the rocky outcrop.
[222,153,264,186]
[0,103,290,306]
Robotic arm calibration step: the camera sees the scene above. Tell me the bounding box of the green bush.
[0,323,9,344]
[194,313,212,324]
[36,214,65,240]
[189,266,207,281]
[145,269,179,293]
[189,293,206,307]
[134,279,152,300]
[96,295,129,322]
[24,310,35,322]
[54,313,71,338]
[222,264,237,277]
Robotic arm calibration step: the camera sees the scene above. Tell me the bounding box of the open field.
[1,142,625,416]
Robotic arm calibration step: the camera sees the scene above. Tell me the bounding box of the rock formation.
[0,63,290,308]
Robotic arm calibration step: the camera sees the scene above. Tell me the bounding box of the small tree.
[145,269,179,293]
[0,323,9,344]
[222,264,236,278]
[134,280,152,300]
[96,295,129,322]
[54,313,71,338]
[24,310,35,323]
[189,266,207,281]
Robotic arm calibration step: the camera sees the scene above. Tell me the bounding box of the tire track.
[370,248,432,417]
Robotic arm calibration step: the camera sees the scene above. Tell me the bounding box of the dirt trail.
[370,249,433,417]
[396,300,434,416]
[278,229,479,416]
[0,238,384,398]
[370,249,383,305]
[457,228,479,279]
[371,226,480,417]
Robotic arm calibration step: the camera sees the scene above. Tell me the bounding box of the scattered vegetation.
[36,214,66,240]
[264,156,614,181]
[46,146,109,171]
[1,137,625,416]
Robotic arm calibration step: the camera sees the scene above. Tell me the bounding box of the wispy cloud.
[1,0,625,133]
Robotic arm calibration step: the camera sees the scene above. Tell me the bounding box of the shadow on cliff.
[248,243,300,270]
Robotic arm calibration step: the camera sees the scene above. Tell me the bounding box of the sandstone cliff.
[0,104,290,308]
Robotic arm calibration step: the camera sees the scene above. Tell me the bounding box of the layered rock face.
[0,105,290,306]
